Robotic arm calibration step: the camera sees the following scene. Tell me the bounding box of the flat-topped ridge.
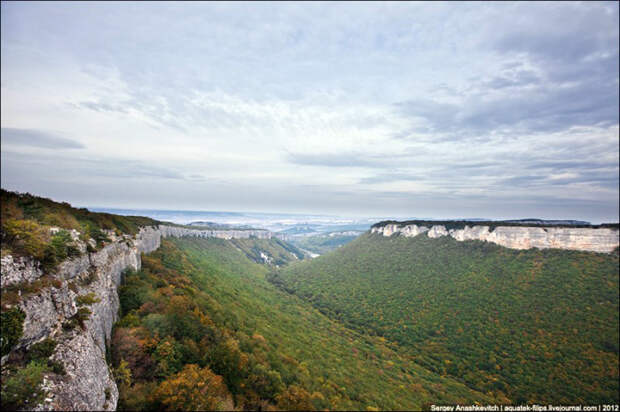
[371,219,619,230]
[370,222,620,253]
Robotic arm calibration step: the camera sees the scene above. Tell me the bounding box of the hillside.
[274,233,620,404]
[288,232,362,255]
[1,189,159,271]
[111,237,496,410]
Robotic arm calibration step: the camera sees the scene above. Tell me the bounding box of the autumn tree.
[154,364,230,411]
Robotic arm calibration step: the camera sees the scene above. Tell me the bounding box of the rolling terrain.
[111,236,495,410]
[2,190,618,410]
[273,232,620,404]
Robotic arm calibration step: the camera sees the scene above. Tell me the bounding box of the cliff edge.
[371,223,619,253]
[0,224,283,411]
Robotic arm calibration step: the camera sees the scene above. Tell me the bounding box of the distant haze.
[1,2,618,223]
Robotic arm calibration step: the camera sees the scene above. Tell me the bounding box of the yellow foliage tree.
[275,385,314,411]
[155,364,230,411]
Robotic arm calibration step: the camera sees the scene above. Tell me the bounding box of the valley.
[1,190,618,410]
[274,233,620,405]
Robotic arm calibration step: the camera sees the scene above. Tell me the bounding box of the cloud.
[0,150,184,181]
[1,128,85,149]
[396,74,618,138]
[1,2,617,222]
[287,152,394,169]
[76,101,128,114]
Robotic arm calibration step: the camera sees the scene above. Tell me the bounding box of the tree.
[275,385,314,411]
[155,364,230,411]
[1,307,26,356]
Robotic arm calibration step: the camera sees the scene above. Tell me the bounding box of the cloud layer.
[1,2,618,222]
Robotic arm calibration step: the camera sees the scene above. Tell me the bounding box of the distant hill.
[502,218,591,225]
[372,218,618,230]
[288,232,362,255]
[187,221,255,230]
[274,233,619,404]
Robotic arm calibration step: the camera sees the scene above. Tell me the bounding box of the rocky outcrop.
[3,227,162,410]
[159,224,274,240]
[371,224,619,253]
[1,224,286,411]
[1,255,43,288]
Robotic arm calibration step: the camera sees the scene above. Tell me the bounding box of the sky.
[1,2,618,222]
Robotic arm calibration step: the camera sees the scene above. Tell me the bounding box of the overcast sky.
[1,2,618,222]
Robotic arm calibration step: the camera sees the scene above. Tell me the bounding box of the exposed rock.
[427,225,449,238]
[399,224,429,237]
[158,224,274,240]
[43,331,118,411]
[3,224,287,411]
[372,224,619,253]
[1,255,43,288]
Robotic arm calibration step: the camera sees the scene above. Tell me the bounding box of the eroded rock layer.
[371,224,619,253]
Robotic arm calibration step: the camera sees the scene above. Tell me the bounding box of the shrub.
[0,360,46,410]
[3,219,48,261]
[49,230,73,261]
[41,230,82,271]
[27,338,57,362]
[76,292,101,307]
[63,307,92,330]
[90,228,111,248]
[1,308,26,356]
[80,270,99,286]
[48,359,66,375]
[68,281,79,293]
[74,307,92,329]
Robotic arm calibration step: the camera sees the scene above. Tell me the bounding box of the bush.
[80,270,99,286]
[48,359,66,375]
[27,338,57,362]
[76,292,101,307]
[0,360,46,410]
[3,219,48,261]
[1,308,26,356]
[41,230,82,271]
[63,307,92,330]
[74,307,92,329]
[90,228,111,248]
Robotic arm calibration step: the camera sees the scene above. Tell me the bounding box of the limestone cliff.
[158,224,275,240]
[0,224,280,411]
[371,223,619,253]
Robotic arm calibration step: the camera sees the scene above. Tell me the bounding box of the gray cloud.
[1,2,617,222]
[395,3,619,139]
[1,128,85,149]
[287,152,391,169]
[396,76,618,137]
[76,101,128,114]
[0,150,184,181]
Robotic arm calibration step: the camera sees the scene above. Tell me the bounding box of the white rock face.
[399,225,429,237]
[158,224,274,240]
[1,255,43,288]
[372,224,428,237]
[427,225,449,238]
[371,224,619,253]
[449,226,491,242]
